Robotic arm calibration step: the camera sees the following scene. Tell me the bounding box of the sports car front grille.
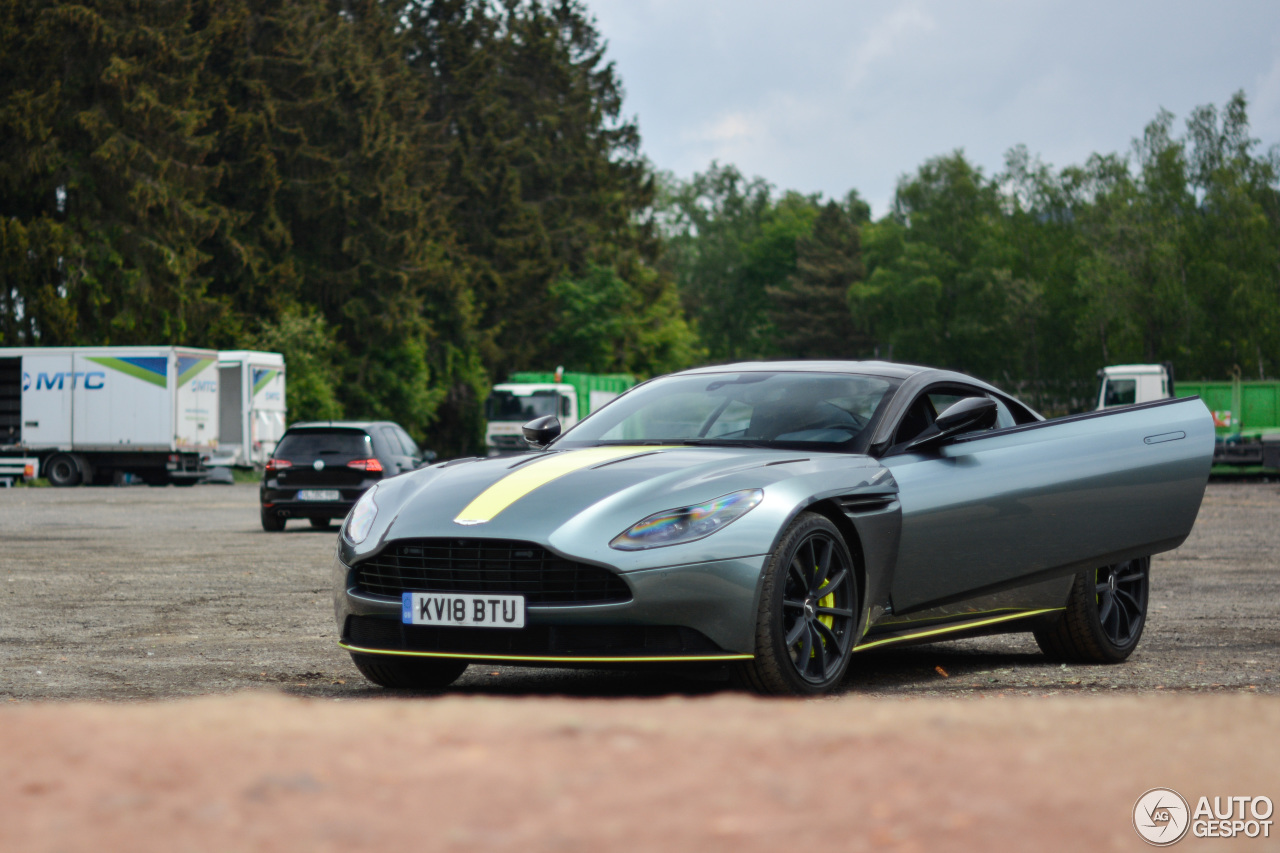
[353,538,632,605]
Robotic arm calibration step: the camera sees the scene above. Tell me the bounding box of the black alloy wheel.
[1034,557,1150,663]
[737,512,859,695]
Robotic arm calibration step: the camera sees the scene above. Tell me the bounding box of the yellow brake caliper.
[811,573,836,658]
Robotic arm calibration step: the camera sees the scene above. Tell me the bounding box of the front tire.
[1034,557,1149,663]
[350,653,468,689]
[736,512,859,695]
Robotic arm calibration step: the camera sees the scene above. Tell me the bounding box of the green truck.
[1097,364,1280,469]
[484,370,636,455]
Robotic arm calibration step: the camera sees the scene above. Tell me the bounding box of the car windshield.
[485,390,562,421]
[554,372,896,450]
[274,430,372,462]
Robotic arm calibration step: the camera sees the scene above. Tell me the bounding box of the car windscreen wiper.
[674,438,770,448]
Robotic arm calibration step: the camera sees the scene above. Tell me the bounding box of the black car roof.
[677,360,947,382]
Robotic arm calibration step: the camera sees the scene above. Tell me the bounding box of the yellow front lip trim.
[339,641,753,664]
[853,607,1062,652]
[454,446,663,525]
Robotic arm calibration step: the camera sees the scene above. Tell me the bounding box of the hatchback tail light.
[265,458,292,474]
[346,458,383,473]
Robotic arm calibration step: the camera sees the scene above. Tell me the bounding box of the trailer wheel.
[261,508,285,532]
[46,454,82,487]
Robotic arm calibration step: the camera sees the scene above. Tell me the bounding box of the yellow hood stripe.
[455,446,660,525]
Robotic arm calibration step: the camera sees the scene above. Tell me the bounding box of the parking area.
[1,482,1278,852]
[1,481,1277,699]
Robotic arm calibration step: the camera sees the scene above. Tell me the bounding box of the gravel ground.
[0,481,1277,851]
[1,481,1276,699]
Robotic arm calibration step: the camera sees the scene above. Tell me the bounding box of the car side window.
[927,393,967,415]
[990,396,1016,429]
[393,426,421,459]
[378,427,403,459]
[894,397,937,445]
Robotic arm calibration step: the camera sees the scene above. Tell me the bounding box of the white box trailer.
[0,345,219,486]
[212,350,287,468]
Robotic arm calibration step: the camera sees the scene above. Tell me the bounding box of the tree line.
[2,1,1277,454]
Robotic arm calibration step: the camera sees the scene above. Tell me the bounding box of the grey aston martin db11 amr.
[333,361,1213,695]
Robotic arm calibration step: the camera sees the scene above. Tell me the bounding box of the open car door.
[881,397,1213,613]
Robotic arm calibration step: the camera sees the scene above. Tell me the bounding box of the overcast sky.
[589,0,1280,215]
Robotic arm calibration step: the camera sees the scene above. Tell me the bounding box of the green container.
[508,372,636,418]
[1177,379,1280,439]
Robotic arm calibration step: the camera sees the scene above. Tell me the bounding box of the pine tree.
[768,202,865,359]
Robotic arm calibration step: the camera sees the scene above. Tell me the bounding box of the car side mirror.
[904,397,998,451]
[934,397,998,435]
[423,450,437,463]
[522,415,562,448]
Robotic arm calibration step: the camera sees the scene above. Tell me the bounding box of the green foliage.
[549,263,699,375]
[0,0,664,454]
[658,164,821,361]
[248,306,341,423]
[664,94,1280,411]
[768,201,865,358]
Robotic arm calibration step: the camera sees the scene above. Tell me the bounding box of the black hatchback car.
[260,421,432,532]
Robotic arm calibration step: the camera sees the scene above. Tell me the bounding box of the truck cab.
[484,383,578,455]
[1096,364,1173,409]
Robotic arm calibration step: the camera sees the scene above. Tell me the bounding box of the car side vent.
[837,493,897,514]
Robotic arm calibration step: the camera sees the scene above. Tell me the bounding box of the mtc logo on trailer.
[22,372,106,391]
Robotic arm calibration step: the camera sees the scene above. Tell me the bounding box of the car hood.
[347,445,888,571]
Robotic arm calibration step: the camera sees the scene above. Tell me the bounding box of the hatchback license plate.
[402,592,525,629]
[297,489,341,501]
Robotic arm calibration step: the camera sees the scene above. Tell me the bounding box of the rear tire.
[1034,557,1149,663]
[46,453,82,487]
[260,508,286,532]
[350,653,468,689]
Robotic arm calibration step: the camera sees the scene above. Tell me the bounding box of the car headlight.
[344,485,380,544]
[610,489,764,551]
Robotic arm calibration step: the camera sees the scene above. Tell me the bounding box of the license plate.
[297,489,341,501]
[402,592,526,629]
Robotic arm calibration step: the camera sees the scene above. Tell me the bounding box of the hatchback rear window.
[274,430,372,462]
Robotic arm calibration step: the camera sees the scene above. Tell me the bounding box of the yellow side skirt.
[339,641,754,664]
[853,607,1062,652]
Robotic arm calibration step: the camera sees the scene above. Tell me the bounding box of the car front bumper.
[332,551,768,662]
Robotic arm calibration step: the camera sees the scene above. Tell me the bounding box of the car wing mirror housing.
[905,397,998,451]
[935,396,998,434]
[522,415,562,448]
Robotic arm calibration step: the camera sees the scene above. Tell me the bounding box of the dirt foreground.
[2,692,1277,852]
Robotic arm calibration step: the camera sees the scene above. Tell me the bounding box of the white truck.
[211,350,287,468]
[1095,363,1175,409]
[484,370,635,455]
[0,345,220,486]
